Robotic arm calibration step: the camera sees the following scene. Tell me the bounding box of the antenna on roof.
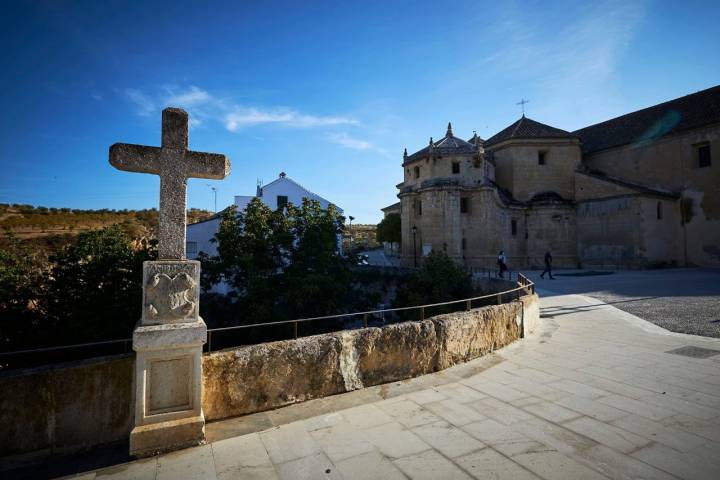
[516,98,530,116]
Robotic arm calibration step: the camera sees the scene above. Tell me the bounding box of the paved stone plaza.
[525,268,720,338]
[59,289,720,480]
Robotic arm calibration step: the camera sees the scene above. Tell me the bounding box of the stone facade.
[397,86,720,269]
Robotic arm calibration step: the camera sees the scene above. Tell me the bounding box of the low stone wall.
[202,293,539,421]
[0,292,539,459]
[0,355,134,460]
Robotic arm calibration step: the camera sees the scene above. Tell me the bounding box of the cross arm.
[109,143,162,174]
[186,150,231,180]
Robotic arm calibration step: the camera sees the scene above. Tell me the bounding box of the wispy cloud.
[165,85,211,106]
[123,85,357,132]
[225,107,356,131]
[473,0,647,126]
[483,1,645,83]
[125,88,155,116]
[329,132,373,150]
[329,132,391,158]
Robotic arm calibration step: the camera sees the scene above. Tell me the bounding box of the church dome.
[404,122,479,164]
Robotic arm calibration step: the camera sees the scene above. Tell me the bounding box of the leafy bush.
[395,251,472,311]
[44,225,156,343]
[0,232,46,350]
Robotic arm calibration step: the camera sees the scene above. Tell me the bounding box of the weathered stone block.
[131,319,206,456]
[129,414,205,458]
[352,320,439,386]
[141,260,200,325]
[203,334,344,421]
[133,319,207,350]
[433,304,521,370]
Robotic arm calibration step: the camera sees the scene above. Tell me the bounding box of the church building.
[396,85,720,269]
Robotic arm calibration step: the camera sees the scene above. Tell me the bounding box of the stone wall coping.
[133,320,207,351]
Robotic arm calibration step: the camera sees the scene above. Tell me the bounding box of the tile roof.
[405,123,479,162]
[574,85,720,153]
[484,116,577,147]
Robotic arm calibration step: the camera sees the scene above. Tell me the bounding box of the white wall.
[186,176,343,293]
[259,178,341,213]
[186,216,221,260]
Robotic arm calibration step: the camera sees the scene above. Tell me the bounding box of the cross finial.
[446,122,453,137]
[516,98,530,116]
[109,107,231,260]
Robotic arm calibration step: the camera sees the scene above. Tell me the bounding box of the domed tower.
[398,123,489,265]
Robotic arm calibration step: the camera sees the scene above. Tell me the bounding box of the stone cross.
[109,107,230,259]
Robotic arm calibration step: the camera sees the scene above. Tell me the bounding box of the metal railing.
[1,275,535,365]
[205,275,535,352]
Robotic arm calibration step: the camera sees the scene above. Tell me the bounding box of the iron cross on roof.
[517,98,530,116]
[109,107,231,260]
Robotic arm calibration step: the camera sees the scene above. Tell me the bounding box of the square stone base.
[129,414,205,458]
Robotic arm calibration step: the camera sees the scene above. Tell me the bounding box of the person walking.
[540,250,554,279]
[497,250,508,278]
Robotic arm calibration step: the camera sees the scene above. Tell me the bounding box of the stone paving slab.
[58,291,720,480]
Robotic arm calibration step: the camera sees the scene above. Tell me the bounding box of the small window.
[186,241,198,254]
[698,144,711,168]
[657,201,663,220]
[538,151,547,165]
[414,166,420,178]
[511,219,517,236]
[460,197,469,214]
[461,238,467,250]
[277,195,288,209]
[416,200,422,216]
[452,162,460,174]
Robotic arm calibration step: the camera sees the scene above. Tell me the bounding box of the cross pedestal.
[109,108,230,457]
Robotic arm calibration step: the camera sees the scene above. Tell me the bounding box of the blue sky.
[1,0,718,223]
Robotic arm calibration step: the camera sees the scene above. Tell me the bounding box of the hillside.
[0,204,213,253]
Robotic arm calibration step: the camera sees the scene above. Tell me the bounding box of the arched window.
[656,201,663,220]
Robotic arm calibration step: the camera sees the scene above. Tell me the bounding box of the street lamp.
[411,225,418,268]
[207,184,218,212]
[348,215,355,249]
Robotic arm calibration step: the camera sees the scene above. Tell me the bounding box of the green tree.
[376,213,401,244]
[282,199,351,319]
[0,231,46,350]
[201,197,354,329]
[44,225,155,343]
[395,251,472,311]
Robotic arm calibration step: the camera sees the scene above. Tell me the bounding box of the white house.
[186,172,343,261]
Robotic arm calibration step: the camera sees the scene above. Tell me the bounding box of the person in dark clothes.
[540,250,554,279]
[497,250,508,278]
